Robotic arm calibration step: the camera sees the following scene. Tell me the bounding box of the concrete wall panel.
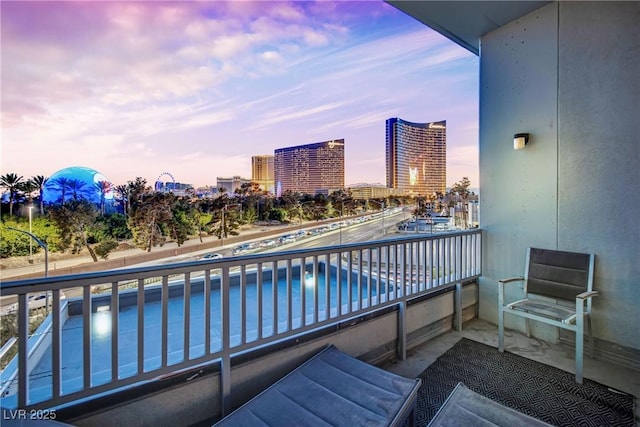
[478,2,559,330]
[557,1,640,349]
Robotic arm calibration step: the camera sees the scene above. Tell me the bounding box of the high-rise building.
[386,118,446,196]
[274,139,345,196]
[251,155,275,194]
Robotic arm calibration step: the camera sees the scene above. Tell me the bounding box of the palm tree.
[47,177,71,204]
[0,173,24,216]
[451,177,472,228]
[67,179,90,201]
[95,180,112,215]
[31,175,47,214]
[19,180,37,204]
[115,184,129,216]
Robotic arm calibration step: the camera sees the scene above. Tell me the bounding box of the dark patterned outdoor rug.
[416,338,635,426]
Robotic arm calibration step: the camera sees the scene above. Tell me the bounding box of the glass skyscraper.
[274,139,345,196]
[386,118,446,196]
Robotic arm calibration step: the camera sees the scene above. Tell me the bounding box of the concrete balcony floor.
[385,318,640,422]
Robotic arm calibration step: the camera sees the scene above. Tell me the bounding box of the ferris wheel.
[155,172,176,192]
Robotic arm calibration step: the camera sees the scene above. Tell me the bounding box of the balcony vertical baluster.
[239,266,246,345]
[300,256,306,327]
[346,251,352,313]
[220,266,231,415]
[53,289,62,397]
[375,247,382,304]
[286,259,292,332]
[271,262,278,336]
[357,249,363,310]
[110,283,119,381]
[184,272,191,360]
[256,264,263,341]
[204,269,212,352]
[136,279,144,375]
[367,248,373,307]
[84,285,92,387]
[336,251,342,317]
[17,293,28,407]
[323,254,330,321]
[161,276,169,367]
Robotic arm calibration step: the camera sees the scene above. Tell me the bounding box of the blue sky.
[1,1,479,189]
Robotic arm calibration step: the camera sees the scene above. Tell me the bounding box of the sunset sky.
[1,1,479,189]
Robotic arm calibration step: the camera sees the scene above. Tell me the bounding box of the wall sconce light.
[513,133,529,150]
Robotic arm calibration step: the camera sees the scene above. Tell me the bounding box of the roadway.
[0,209,409,313]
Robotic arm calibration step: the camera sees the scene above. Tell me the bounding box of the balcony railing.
[0,229,481,415]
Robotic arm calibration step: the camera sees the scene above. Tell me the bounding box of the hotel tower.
[251,155,275,194]
[274,139,345,196]
[385,118,446,196]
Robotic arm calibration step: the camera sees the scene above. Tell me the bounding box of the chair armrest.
[498,277,525,307]
[499,277,525,285]
[576,290,599,300]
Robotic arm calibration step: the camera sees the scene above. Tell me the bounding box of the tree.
[0,173,24,217]
[128,192,173,252]
[114,184,129,216]
[236,182,263,223]
[126,177,151,214]
[168,197,196,246]
[46,177,71,204]
[206,195,240,241]
[48,199,101,261]
[19,179,37,206]
[451,177,472,228]
[329,189,354,217]
[67,179,91,201]
[31,175,47,214]
[95,180,112,215]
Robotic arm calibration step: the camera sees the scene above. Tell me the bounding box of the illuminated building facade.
[274,139,345,196]
[386,118,446,196]
[251,155,275,194]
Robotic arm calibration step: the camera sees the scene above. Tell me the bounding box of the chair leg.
[576,319,584,384]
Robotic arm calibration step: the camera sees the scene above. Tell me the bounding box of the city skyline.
[1,1,479,188]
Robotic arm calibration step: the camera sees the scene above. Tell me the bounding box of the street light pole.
[369,200,385,236]
[7,226,48,278]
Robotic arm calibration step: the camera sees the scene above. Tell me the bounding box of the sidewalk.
[0,220,327,282]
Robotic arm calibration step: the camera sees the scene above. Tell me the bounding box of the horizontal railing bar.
[1,230,481,294]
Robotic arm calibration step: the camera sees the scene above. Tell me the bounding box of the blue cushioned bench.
[213,345,421,427]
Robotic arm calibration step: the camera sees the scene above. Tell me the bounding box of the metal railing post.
[397,300,407,361]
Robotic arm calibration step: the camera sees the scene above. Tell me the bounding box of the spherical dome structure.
[43,166,114,205]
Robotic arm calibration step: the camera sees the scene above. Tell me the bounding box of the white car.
[200,253,223,260]
[5,291,66,314]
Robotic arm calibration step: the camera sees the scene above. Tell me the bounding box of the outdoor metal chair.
[498,247,598,383]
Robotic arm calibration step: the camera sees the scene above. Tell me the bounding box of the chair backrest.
[525,248,594,300]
